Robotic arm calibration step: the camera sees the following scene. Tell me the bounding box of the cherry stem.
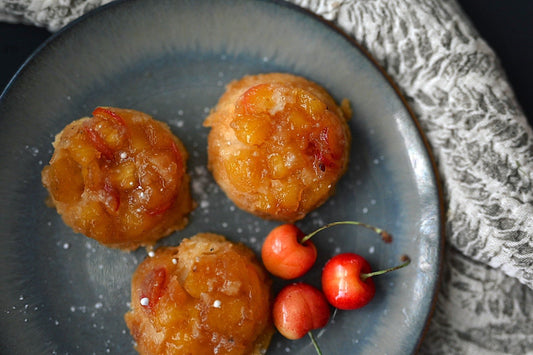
[299,220,392,244]
[308,331,323,355]
[360,255,411,282]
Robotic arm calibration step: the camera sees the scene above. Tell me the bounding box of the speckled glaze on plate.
[0,0,443,354]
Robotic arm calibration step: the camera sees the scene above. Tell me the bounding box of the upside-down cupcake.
[125,233,273,354]
[41,107,194,250]
[204,73,351,222]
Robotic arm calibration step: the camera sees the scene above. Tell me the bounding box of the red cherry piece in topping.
[83,124,115,160]
[92,106,127,127]
[140,267,167,312]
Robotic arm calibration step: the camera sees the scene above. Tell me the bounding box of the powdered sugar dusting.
[191,165,214,206]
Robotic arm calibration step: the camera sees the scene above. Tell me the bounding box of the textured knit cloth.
[1,0,532,353]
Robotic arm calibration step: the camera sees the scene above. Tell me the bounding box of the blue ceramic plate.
[0,0,443,353]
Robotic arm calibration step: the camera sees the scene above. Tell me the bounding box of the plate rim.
[278,3,446,350]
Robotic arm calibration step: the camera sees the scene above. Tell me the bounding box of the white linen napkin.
[0,0,113,30]
[1,0,532,353]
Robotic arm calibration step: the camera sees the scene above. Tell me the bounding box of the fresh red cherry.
[273,282,330,354]
[322,253,410,310]
[262,224,317,279]
[262,221,392,280]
